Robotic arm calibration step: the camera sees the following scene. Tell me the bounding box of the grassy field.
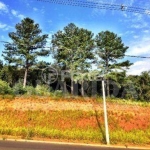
[0,95,150,147]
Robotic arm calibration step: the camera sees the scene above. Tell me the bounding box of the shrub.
[13,82,27,95]
[35,84,51,96]
[25,86,36,95]
[0,80,12,94]
[52,90,63,98]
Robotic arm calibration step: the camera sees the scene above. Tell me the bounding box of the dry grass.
[0,95,150,146]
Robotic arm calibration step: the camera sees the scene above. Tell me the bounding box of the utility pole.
[102,69,110,145]
[102,64,110,145]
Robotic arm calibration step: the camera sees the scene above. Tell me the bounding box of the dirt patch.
[0,96,149,113]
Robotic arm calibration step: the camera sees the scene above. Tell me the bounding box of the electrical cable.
[124,55,150,59]
[36,0,150,59]
[1,41,150,59]
[37,0,150,15]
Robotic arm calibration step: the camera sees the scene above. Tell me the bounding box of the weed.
[0,98,150,145]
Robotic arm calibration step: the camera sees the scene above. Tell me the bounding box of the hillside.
[0,96,150,147]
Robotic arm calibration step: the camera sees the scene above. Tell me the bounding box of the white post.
[102,79,110,145]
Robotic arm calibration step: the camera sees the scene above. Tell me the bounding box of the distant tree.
[29,61,51,86]
[129,71,150,101]
[0,60,3,70]
[107,71,135,98]
[95,31,132,97]
[0,65,19,86]
[51,23,94,95]
[2,17,49,87]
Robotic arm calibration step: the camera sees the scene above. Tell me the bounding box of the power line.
[111,54,150,58]
[1,41,150,59]
[36,0,150,59]
[37,0,150,15]
[0,41,51,50]
[107,54,150,59]
[124,55,150,59]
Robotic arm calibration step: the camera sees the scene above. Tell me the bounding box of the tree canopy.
[2,17,49,87]
[95,31,132,96]
[51,23,95,94]
[1,19,149,101]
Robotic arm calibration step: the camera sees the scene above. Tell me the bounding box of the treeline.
[0,17,150,101]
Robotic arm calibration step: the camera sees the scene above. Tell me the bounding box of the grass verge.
[0,107,150,145]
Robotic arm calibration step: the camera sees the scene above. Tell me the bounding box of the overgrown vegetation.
[0,17,150,146]
[0,99,150,145]
[0,17,149,101]
[0,80,12,95]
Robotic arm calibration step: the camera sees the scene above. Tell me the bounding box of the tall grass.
[0,108,150,145]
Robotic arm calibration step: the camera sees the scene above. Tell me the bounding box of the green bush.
[13,82,27,95]
[35,84,51,96]
[0,80,12,94]
[25,86,36,95]
[53,90,63,97]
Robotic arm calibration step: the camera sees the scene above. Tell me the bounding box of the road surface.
[0,140,146,150]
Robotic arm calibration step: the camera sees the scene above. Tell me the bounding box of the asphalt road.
[0,140,147,150]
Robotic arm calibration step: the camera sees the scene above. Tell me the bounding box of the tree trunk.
[71,79,74,95]
[92,81,97,97]
[63,80,67,94]
[81,80,84,97]
[23,67,28,88]
[106,79,110,97]
[106,57,110,97]
[70,70,74,95]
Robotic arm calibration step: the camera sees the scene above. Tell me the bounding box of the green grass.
[96,97,150,107]
[110,130,150,144]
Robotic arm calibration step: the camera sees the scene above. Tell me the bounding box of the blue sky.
[0,0,150,75]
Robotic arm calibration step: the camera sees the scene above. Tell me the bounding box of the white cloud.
[130,22,148,29]
[0,23,7,29]
[0,1,8,13]
[128,59,150,75]
[120,10,149,31]
[122,13,128,18]
[87,0,118,17]
[0,22,12,31]
[11,9,18,16]
[122,0,135,6]
[125,32,150,76]
[132,13,143,21]
[145,10,150,15]
[11,9,25,20]
[33,7,38,11]
[143,30,149,33]
[133,35,139,39]
[124,30,135,35]
[18,14,25,20]
[127,35,150,56]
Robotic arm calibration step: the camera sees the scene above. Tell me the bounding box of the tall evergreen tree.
[0,60,3,70]
[95,30,132,97]
[2,18,49,87]
[51,23,94,95]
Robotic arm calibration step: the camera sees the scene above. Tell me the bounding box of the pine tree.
[2,18,49,87]
[95,30,132,97]
[51,23,94,95]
